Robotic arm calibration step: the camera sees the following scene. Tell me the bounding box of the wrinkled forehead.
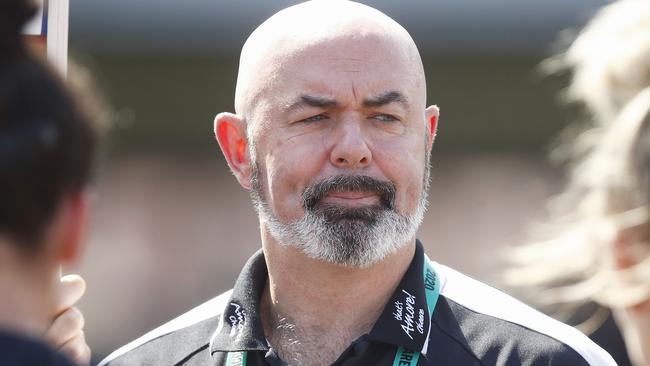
[237,31,426,119]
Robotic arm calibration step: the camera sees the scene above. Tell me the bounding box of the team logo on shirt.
[393,289,425,340]
[228,302,247,338]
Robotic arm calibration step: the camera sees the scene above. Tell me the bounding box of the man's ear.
[49,192,89,265]
[424,105,440,150]
[214,112,253,189]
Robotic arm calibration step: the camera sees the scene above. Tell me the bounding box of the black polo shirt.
[100,241,615,365]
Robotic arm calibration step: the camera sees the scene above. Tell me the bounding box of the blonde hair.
[505,0,650,317]
[545,0,650,126]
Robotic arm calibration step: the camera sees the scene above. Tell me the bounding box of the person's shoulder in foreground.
[100,244,616,366]
[0,331,77,366]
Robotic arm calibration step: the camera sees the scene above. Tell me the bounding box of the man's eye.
[300,114,328,123]
[372,114,399,122]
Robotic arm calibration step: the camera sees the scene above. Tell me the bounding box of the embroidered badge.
[395,289,425,340]
[228,303,247,338]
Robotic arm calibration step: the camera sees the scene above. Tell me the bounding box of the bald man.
[100,1,615,365]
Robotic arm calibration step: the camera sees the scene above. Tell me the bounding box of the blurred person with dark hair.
[0,0,98,364]
[100,1,614,365]
[505,0,650,365]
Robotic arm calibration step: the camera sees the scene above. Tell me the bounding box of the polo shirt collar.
[367,240,433,356]
[209,249,269,355]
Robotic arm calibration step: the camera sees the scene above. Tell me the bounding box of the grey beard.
[250,167,430,268]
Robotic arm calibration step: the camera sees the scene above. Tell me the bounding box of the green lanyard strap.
[225,350,247,366]
[392,255,440,366]
[226,255,441,366]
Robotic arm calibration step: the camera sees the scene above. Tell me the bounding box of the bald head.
[234,0,426,123]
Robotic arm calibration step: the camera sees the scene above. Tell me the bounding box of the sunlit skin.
[0,194,91,365]
[215,1,438,364]
[612,233,650,365]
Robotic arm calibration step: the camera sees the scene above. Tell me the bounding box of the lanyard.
[225,351,247,366]
[225,255,441,366]
[392,255,440,366]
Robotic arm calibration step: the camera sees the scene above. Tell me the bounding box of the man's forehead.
[324,57,365,74]
[273,36,420,87]
[243,42,423,115]
[235,0,426,116]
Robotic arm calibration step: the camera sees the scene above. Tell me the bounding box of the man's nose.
[330,119,372,169]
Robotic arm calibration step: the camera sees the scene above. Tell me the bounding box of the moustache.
[302,175,396,211]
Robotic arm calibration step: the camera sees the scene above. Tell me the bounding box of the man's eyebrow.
[362,91,409,108]
[285,95,339,113]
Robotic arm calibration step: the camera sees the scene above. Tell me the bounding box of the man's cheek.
[265,169,301,219]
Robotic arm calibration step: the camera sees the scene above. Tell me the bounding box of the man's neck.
[260,231,416,365]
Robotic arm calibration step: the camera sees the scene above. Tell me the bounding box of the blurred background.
[64,0,627,363]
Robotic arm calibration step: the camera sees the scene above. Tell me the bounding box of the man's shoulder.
[432,264,616,366]
[99,289,232,366]
[0,331,77,366]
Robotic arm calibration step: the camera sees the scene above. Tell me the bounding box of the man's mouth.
[320,191,381,207]
[302,175,396,211]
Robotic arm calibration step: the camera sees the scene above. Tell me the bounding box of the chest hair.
[266,315,370,366]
